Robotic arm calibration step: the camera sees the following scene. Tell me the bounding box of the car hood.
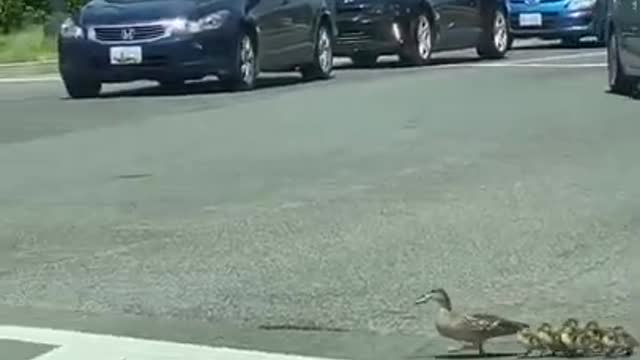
[79,0,201,25]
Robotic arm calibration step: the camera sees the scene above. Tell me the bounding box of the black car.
[606,0,640,96]
[58,0,337,98]
[333,0,511,66]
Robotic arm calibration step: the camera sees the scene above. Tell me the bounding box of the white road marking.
[505,51,605,64]
[0,51,608,84]
[471,62,606,68]
[0,325,343,360]
[0,60,56,68]
[0,76,60,83]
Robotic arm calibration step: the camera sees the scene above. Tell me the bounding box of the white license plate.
[519,13,542,27]
[109,46,142,65]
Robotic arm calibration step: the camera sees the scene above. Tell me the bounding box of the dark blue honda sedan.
[58,0,336,98]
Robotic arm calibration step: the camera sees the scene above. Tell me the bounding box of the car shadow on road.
[79,75,305,99]
[335,56,485,70]
[604,89,640,100]
[513,41,604,51]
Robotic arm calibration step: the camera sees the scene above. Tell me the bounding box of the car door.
[287,0,315,60]
[432,0,480,49]
[615,0,639,69]
[453,0,483,46]
[249,0,297,68]
[623,0,640,70]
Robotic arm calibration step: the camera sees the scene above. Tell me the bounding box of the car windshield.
[0,0,637,359]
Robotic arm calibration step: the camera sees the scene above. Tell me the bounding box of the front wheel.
[476,7,510,59]
[62,73,102,99]
[399,14,433,66]
[301,22,334,81]
[219,33,258,91]
[608,31,638,95]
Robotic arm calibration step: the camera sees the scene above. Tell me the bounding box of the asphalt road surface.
[0,39,638,360]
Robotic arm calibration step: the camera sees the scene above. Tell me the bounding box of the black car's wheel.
[350,53,378,68]
[399,13,433,66]
[219,32,257,91]
[506,32,515,50]
[62,74,101,99]
[608,30,638,95]
[476,7,509,59]
[301,22,334,80]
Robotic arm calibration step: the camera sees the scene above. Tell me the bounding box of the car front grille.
[91,24,168,43]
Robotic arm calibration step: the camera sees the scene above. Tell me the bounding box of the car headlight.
[566,0,597,10]
[60,17,84,39]
[168,10,231,34]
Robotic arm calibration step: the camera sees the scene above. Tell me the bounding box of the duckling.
[559,318,581,357]
[602,327,623,357]
[613,326,639,356]
[580,320,606,354]
[535,322,566,356]
[517,328,546,357]
[562,318,580,329]
[415,288,530,356]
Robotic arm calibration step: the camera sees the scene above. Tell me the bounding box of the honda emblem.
[121,28,135,40]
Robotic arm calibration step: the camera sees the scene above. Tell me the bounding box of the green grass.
[0,25,56,63]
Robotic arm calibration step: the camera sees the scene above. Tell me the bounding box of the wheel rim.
[318,27,333,73]
[416,15,432,59]
[240,35,255,84]
[608,33,618,87]
[493,10,508,53]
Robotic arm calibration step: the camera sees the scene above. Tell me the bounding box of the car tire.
[350,53,378,68]
[301,22,334,81]
[608,30,638,95]
[62,74,101,99]
[506,32,515,50]
[399,13,433,66]
[219,32,258,91]
[476,6,509,59]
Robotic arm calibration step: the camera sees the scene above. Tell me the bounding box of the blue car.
[507,0,607,46]
[58,0,337,98]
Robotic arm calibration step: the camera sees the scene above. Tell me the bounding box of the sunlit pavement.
[0,39,637,360]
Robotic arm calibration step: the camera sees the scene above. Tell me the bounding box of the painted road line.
[0,76,60,83]
[506,51,605,64]
[0,325,344,360]
[0,60,56,68]
[471,62,607,68]
[0,53,607,84]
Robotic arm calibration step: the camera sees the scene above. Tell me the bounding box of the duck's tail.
[483,318,530,337]
[498,319,530,334]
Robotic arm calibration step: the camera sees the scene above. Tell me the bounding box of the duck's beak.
[415,294,431,305]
